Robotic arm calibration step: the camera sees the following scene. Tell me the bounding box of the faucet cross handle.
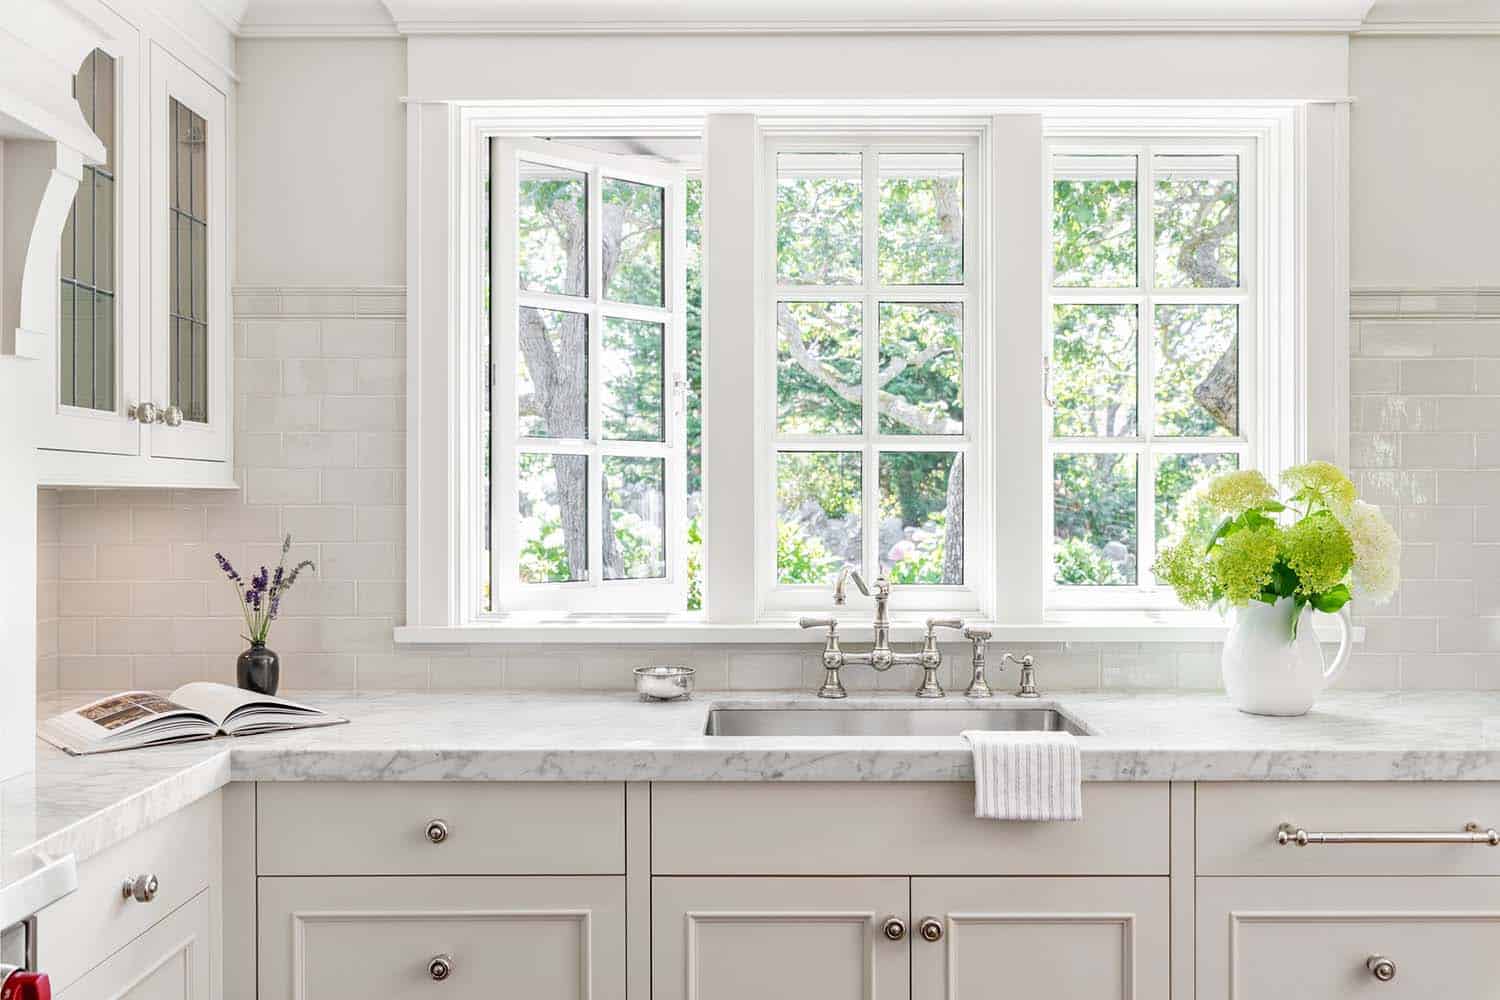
[914,618,965,699]
[962,627,993,698]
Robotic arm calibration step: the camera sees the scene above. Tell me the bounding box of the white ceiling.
[229,0,1500,35]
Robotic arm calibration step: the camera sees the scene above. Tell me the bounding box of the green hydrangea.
[1207,524,1281,605]
[1201,470,1278,517]
[1152,538,1215,609]
[1282,511,1354,596]
[1282,461,1356,517]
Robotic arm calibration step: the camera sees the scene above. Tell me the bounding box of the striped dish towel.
[961,730,1083,821]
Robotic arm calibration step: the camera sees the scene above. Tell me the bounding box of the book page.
[171,682,325,727]
[72,691,196,734]
[39,691,214,753]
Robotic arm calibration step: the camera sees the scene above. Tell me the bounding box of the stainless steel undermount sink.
[703,706,1089,737]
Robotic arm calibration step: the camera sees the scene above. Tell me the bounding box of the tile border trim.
[234,285,407,319]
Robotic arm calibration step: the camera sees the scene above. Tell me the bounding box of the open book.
[40,682,347,755]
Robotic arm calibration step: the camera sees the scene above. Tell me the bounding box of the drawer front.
[257,781,624,875]
[37,793,222,994]
[652,782,1168,875]
[56,889,213,1000]
[1198,877,1500,1000]
[258,876,625,1000]
[1198,782,1500,876]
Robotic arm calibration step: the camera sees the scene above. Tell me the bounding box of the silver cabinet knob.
[428,954,454,981]
[128,402,158,424]
[161,404,183,427]
[918,917,944,942]
[425,819,449,844]
[881,916,907,941]
[1367,955,1396,982]
[121,874,159,903]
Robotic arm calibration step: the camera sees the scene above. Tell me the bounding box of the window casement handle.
[1042,354,1057,408]
[1276,822,1500,846]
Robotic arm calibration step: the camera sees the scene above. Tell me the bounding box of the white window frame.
[1044,135,1260,611]
[488,137,689,616]
[758,132,990,616]
[399,101,1346,644]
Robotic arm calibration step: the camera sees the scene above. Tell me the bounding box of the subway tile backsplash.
[34,288,1500,694]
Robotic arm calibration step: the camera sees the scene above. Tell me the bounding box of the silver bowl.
[634,665,695,701]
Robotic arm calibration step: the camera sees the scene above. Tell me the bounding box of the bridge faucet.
[800,573,964,698]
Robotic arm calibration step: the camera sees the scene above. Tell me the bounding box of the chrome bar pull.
[1277,822,1500,846]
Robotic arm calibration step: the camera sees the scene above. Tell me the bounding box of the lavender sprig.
[213,535,316,644]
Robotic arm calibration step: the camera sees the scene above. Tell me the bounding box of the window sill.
[394,612,1362,646]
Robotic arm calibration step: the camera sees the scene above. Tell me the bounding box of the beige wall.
[1350,35,1500,288]
[235,39,407,288]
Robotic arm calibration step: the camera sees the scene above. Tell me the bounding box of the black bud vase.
[237,641,280,696]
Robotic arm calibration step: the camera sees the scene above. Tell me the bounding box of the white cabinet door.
[910,877,1170,1000]
[652,877,910,1000]
[1198,876,1500,999]
[57,890,213,1000]
[258,876,625,1000]
[146,42,228,463]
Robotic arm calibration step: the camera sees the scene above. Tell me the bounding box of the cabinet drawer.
[256,782,624,875]
[1198,782,1500,876]
[652,782,1168,875]
[37,793,221,994]
[1198,877,1500,1000]
[258,876,625,1000]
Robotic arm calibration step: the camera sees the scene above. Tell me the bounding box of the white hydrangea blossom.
[1341,500,1400,605]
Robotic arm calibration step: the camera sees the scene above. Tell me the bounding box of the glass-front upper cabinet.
[148,43,226,462]
[46,41,141,457]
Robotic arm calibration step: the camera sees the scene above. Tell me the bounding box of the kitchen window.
[1046,139,1257,609]
[405,104,1331,639]
[761,137,985,614]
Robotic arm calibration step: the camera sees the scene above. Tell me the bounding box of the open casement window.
[1046,138,1258,609]
[760,137,985,615]
[489,139,689,614]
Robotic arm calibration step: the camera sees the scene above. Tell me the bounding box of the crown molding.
[1355,18,1500,33]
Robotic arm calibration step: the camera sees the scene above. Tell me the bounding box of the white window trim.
[757,131,990,618]
[1043,134,1260,612]
[398,100,1349,645]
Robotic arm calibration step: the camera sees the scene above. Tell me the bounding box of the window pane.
[517,307,588,439]
[60,201,75,281]
[1154,154,1238,288]
[879,451,963,584]
[878,153,963,285]
[74,170,93,287]
[95,51,115,173]
[777,153,862,285]
[601,316,663,442]
[1053,154,1137,288]
[1051,304,1138,438]
[602,456,666,581]
[777,300,862,435]
[94,172,113,293]
[776,451,862,585]
[517,452,588,583]
[878,302,962,435]
[59,283,74,407]
[603,177,664,307]
[75,290,93,407]
[518,161,587,297]
[1053,452,1137,586]
[685,177,703,611]
[1155,452,1239,547]
[94,291,114,411]
[1154,304,1239,436]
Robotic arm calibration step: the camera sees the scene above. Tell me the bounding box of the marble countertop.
[5,687,1500,904]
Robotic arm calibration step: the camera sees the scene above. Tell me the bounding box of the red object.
[1,971,51,1000]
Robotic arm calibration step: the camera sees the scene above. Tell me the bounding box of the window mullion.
[587,165,605,590]
[861,146,880,582]
[1137,148,1157,595]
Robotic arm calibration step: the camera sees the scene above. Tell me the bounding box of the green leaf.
[1260,500,1287,513]
[1267,560,1299,599]
[1309,584,1351,614]
[1205,514,1237,552]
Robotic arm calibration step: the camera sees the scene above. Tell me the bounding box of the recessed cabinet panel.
[55,890,213,1000]
[652,877,909,1000]
[258,876,625,1000]
[911,877,1170,1000]
[1198,877,1500,1000]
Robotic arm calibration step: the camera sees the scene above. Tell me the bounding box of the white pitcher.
[1221,596,1353,716]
